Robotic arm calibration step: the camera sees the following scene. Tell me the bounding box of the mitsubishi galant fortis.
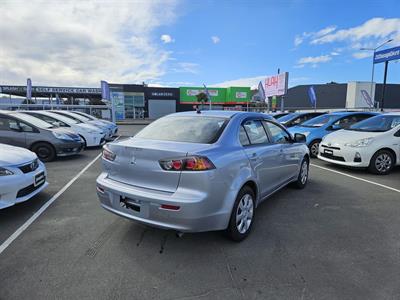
[96,111,309,241]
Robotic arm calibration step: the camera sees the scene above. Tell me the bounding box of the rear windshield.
[301,114,338,127]
[135,116,228,144]
[277,113,299,122]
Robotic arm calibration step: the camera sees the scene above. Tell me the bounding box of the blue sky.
[1,0,399,88]
[153,0,400,88]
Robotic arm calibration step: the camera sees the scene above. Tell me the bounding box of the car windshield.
[70,113,91,121]
[300,114,339,128]
[45,112,78,124]
[277,113,299,122]
[53,112,83,123]
[74,112,96,120]
[12,113,55,129]
[348,115,400,132]
[135,116,228,144]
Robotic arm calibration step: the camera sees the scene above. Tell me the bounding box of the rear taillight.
[159,156,215,171]
[102,145,116,161]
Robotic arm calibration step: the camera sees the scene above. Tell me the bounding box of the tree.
[195,92,208,110]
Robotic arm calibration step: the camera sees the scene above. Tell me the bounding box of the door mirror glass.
[294,133,306,143]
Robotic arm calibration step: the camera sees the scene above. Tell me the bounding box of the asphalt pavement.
[0,125,399,300]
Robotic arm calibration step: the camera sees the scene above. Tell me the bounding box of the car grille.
[320,152,346,162]
[321,144,341,150]
[16,181,45,198]
[18,159,39,174]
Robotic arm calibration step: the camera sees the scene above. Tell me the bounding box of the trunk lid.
[106,138,211,193]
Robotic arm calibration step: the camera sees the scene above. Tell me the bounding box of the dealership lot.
[1,125,400,300]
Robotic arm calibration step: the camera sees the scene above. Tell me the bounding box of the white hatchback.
[318,113,400,175]
[0,143,48,209]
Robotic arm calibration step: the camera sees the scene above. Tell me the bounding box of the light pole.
[360,39,393,108]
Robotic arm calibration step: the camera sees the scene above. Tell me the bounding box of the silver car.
[96,111,309,241]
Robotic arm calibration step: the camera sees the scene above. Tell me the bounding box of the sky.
[0,0,399,89]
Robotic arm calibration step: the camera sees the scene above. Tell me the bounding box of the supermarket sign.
[186,89,219,97]
[374,46,400,64]
[264,72,289,97]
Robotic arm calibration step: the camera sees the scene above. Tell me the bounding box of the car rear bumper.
[0,162,48,209]
[96,172,231,232]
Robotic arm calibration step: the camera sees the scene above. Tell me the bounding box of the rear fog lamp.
[160,204,180,211]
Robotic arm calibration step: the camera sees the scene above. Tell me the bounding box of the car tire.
[368,150,394,175]
[226,186,255,242]
[79,135,87,148]
[31,142,56,162]
[292,157,309,189]
[309,140,321,158]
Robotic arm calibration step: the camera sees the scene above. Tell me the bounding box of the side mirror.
[9,123,22,132]
[294,133,306,143]
[328,124,341,131]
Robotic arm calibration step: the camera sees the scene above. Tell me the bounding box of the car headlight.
[0,167,14,176]
[344,137,374,148]
[52,131,74,141]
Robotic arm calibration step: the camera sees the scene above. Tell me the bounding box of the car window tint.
[19,122,34,132]
[239,126,250,146]
[243,120,269,145]
[0,116,11,131]
[135,116,228,144]
[264,121,291,144]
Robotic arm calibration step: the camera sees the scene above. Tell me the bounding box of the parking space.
[1,125,400,299]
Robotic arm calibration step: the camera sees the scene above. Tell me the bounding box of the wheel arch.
[372,147,397,164]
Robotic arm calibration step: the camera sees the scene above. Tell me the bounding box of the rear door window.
[263,121,291,144]
[243,120,269,145]
[239,126,250,146]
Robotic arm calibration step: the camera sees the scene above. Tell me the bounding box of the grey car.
[96,111,309,241]
[0,111,84,162]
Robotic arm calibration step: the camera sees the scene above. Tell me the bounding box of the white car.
[318,113,400,175]
[23,111,106,147]
[50,111,113,140]
[0,143,48,209]
[72,111,118,136]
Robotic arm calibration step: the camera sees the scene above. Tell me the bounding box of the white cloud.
[297,55,332,65]
[211,75,267,89]
[294,35,303,47]
[160,34,174,44]
[211,36,220,44]
[330,51,340,56]
[294,26,336,48]
[314,26,337,38]
[171,62,199,74]
[0,0,180,86]
[352,52,372,59]
[311,18,400,45]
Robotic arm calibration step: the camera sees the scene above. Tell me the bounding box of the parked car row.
[0,110,118,162]
[278,111,400,175]
[0,109,118,210]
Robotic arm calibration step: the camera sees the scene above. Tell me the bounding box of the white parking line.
[0,136,120,255]
[311,163,400,194]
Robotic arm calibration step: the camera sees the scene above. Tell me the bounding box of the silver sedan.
[96,111,309,241]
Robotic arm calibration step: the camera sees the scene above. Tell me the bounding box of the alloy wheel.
[300,160,308,184]
[236,194,254,234]
[375,153,392,173]
[310,142,319,156]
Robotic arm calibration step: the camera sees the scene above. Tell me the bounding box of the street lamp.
[360,39,393,108]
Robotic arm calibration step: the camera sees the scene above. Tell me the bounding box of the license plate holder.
[120,196,141,212]
[34,172,45,186]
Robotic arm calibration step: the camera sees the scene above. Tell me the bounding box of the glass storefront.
[110,89,145,120]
